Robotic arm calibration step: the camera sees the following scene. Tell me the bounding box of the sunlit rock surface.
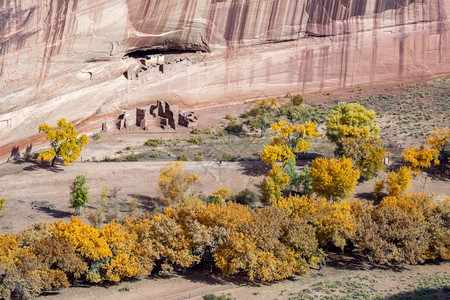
[0,0,449,152]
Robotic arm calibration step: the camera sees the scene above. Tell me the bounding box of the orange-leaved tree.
[38,118,88,166]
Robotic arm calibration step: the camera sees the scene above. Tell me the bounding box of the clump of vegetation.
[217,153,233,162]
[193,152,203,161]
[224,114,235,121]
[187,136,202,144]
[203,128,213,135]
[177,154,188,161]
[225,120,244,135]
[0,198,6,216]
[230,189,260,206]
[91,132,101,141]
[124,154,138,162]
[190,128,201,134]
[70,175,89,215]
[144,138,164,147]
[215,129,227,137]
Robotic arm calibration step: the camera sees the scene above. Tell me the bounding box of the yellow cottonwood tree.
[158,162,198,205]
[385,166,413,197]
[326,103,385,179]
[401,128,449,174]
[310,157,360,201]
[38,118,88,166]
[260,165,290,204]
[261,120,319,165]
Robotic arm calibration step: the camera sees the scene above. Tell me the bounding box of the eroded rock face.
[0,0,449,153]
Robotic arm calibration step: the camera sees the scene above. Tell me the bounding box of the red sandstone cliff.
[0,0,449,151]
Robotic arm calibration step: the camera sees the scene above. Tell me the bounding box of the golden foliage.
[260,165,290,204]
[426,127,450,154]
[373,180,385,199]
[326,103,379,144]
[310,157,360,201]
[402,146,439,174]
[326,103,385,179]
[50,216,112,261]
[158,162,199,205]
[261,120,319,165]
[275,195,357,250]
[385,166,412,197]
[37,118,88,166]
[212,188,231,201]
[0,197,5,215]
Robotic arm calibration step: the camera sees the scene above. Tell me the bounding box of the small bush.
[206,197,222,206]
[87,207,105,229]
[91,133,101,141]
[188,137,202,144]
[194,152,203,161]
[125,146,131,151]
[203,294,232,300]
[216,129,227,137]
[144,138,164,147]
[230,189,260,206]
[0,198,6,215]
[224,114,235,121]
[217,153,233,162]
[225,120,243,135]
[101,157,120,162]
[291,94,304,106]
[203,128,213,135]
[190,128,201,134]
[149,151,161,158]
[177,154,188,161]
[125,154,138,162]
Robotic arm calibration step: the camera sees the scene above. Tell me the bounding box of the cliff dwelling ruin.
[103,101,198,133]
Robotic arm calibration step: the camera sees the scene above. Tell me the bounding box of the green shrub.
[225,120,243,135]
[194,152,203,161]
[203,128,213,135]
[144,138,164,147]
[91,132,101,141]
[101,157,120,162]
[70,175,89,215]
[224,114,235,121]
[177,154,188,161]
[125,154,138,161]
[206,197,222,206]
[188,137,202,144]
[149,151,160,158]
[203,294,232,300]
[217,153,233,162]
[125,146,131,151]
[230,189,260,206]
[190,128,201,134]
[216,129,227,137]
[291,94,304,106]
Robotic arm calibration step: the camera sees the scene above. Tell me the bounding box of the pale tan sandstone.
[0,0,449,153]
